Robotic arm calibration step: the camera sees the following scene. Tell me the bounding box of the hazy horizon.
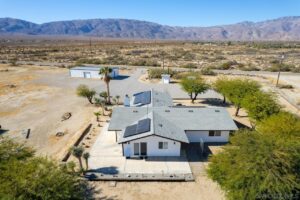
[0,0,299,26]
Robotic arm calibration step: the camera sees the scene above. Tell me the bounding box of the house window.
[209,131,222,136]
[158,142,168,149]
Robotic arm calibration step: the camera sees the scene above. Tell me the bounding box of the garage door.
[83,72,91,78]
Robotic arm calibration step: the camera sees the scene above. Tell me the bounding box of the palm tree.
[70,146,84,173]
[99,67,113,104]
[83,152,90,170]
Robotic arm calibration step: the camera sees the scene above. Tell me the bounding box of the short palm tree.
[115,95,120,105]
[94,112,101,122]
[70,146,84,173]
[99,67,112,104]
[83,152,90,170]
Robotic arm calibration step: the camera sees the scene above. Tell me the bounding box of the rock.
[61,112,72,121]
[56,132,64,137]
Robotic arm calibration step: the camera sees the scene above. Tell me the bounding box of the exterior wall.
[70,68,119,79]
[123,135,181,157]
[185,130,229,143]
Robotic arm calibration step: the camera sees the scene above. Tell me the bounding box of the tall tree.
[242,91,280,123]
[70,146,84,173]
[76,84,96,104]
[180,75,209,103]
[99,67,113,104]
[208,124,300,200]
[0,138,90,199]
[213,76,229,103]
[225,79,260,116]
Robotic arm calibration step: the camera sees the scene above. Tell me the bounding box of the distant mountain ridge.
[0,16,300,40]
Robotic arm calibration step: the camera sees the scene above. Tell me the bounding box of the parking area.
[89,123,192,175]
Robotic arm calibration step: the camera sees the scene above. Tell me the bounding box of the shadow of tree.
[200,98,231,107]
[113,75,130,80]
[0,129,9,135]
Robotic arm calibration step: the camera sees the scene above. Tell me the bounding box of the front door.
[140,142,147,156]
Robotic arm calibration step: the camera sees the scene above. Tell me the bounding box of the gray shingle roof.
[152,90,173,107]
[131,89,173,107]
[117,111,189,143]
[109,106,238,143]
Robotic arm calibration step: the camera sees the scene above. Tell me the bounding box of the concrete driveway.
[89,123,192,175]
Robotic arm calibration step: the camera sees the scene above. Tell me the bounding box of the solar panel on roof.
[124,124,137,138]
[123,118,151,138]
[136,118,151,134]
[141,91,151,104]
[133,95,142,104]
[133,91,151,105]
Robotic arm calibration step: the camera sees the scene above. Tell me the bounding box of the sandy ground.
[0,64,97,159]
[91,172,225,200]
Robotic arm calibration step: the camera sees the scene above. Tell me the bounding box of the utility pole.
[276,54,285,87]
[162,52,165,70]
[89,38,92,56]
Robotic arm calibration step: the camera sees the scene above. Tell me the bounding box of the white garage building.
[69,66,119,79]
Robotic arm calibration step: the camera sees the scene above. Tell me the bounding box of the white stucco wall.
[123,135,181,157]
[70,68,119,79]
[185,130,229,143]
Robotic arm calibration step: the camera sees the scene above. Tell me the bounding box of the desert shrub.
[238,65,260,71]
[148,68,177,79]
[130,59,159,66]
[278,84,294,89]
[266,63,294,72]
[180,63,198,69]
[291,67,300,73]
[217,60,239,70]
[200,67,216,76]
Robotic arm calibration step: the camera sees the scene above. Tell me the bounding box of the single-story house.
[128,89,173,107]
[69,66,119,79]
[108,106,238,158]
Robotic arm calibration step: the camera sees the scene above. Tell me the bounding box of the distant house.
[129,89,173,107]
[69,66,119,79]
[161,74,170,84]
[109,90,238,158]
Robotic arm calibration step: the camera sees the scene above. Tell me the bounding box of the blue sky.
[0,0,299,26]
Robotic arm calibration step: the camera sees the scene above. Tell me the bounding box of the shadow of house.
[233,119,251,129]
[89,166,119,175]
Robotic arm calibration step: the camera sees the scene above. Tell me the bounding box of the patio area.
[88,123,193,180]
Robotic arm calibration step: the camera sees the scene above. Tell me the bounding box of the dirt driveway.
[0,65,98,159]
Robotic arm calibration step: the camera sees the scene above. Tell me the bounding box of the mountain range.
[0,16,300,40]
